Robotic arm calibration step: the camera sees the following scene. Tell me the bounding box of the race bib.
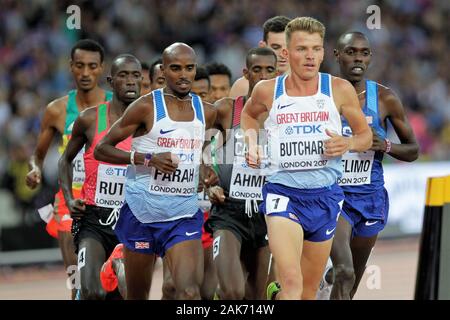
[148,165,198,196]
[338,151,374,186]
[72,149,85,187]
[276,134,328,170]
[198,190,211,211]
[229,156,269,200]
[95,164,127,208]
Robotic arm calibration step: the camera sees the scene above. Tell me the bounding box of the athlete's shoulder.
[203,100,217,122]
[331,76,354,93]
[131,92,155,110]
[254,78,277,94]
[376,82,399,103]
[45,95,69,117]
[46,95,69,112]
[78,105,97,123]
[214,97,233,109]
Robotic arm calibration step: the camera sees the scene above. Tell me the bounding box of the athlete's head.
[108,54,142,105]
[70,39,105,92]
[140,62,152,95]
[260,16,291,74]
[149,57,165,90]
[244,47,277,95]
[284,17,325,81]
[205,62,232,102]
[191,66,210,101]
[334,31,372,83]
[162,43,196,97]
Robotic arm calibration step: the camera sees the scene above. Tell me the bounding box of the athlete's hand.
[324,129,352,157]
[68,199,86,219]
[245,145,262,169]
[369,127,386,152]
[208,186,226,204]
[26,167,42,189]
[201,165,219,188]
[148,152,179,173]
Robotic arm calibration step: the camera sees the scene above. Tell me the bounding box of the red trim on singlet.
[232,96,245,128]
[81,102,132,205]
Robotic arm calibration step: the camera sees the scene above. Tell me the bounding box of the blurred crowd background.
[0,0,449,229]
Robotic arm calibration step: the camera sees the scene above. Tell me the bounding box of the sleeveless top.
[265,73,342,189]
[82,102,132,207]
[338,80,386,193]
[125,89,206,223]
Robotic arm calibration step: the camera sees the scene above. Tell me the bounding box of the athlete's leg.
[165,239,204,300]
[349,234,378,298]
[201,245,218,299]
[330,215,355,300]
[162,258,176,300]
[243,245,270,300]
[301,238,333,299]
[265,215,303,300]
[123,246,156,300]
[212,229,245,299]
[57,230,77,299]
[77,237,107,300]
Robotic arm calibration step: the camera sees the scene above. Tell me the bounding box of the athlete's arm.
[241,80,273,168]
[213,97,233,132]
[94,95,178,174]
[328,77,372,156]
[229,76,249,99]
[58,109,95,216]
[26,99,64,189]
[201,102,219,187]
[374,86,419,161]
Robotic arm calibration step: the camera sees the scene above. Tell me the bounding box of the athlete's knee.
[280,268,302,288]
[333,264,355,286]
[279,268,303,299]
[162,279,176,300]
[220,281,245,300]
[176,284,201,300]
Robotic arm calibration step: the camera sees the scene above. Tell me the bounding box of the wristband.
[130,150,136,165]
[144,153,153,167]
[384,138,391,153]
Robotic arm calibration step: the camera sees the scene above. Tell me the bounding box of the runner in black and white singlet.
[205,47,277,300]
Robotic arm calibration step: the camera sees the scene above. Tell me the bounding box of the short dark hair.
[263,16,292,42]
[149,58,163,81]
[71,39,105,62]
[110,54,141,76]
[205,62,232,84]
[246,47,277,68]
[141,62,150,71]
[195,66,210,87]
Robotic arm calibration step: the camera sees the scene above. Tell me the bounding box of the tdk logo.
[176,153,195,162]
[106,167,127,176]
[292,124,322,134]
[285,126,294,135]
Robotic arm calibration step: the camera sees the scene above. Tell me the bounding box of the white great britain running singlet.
[265,73,343,189]
[125,89,205,223]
